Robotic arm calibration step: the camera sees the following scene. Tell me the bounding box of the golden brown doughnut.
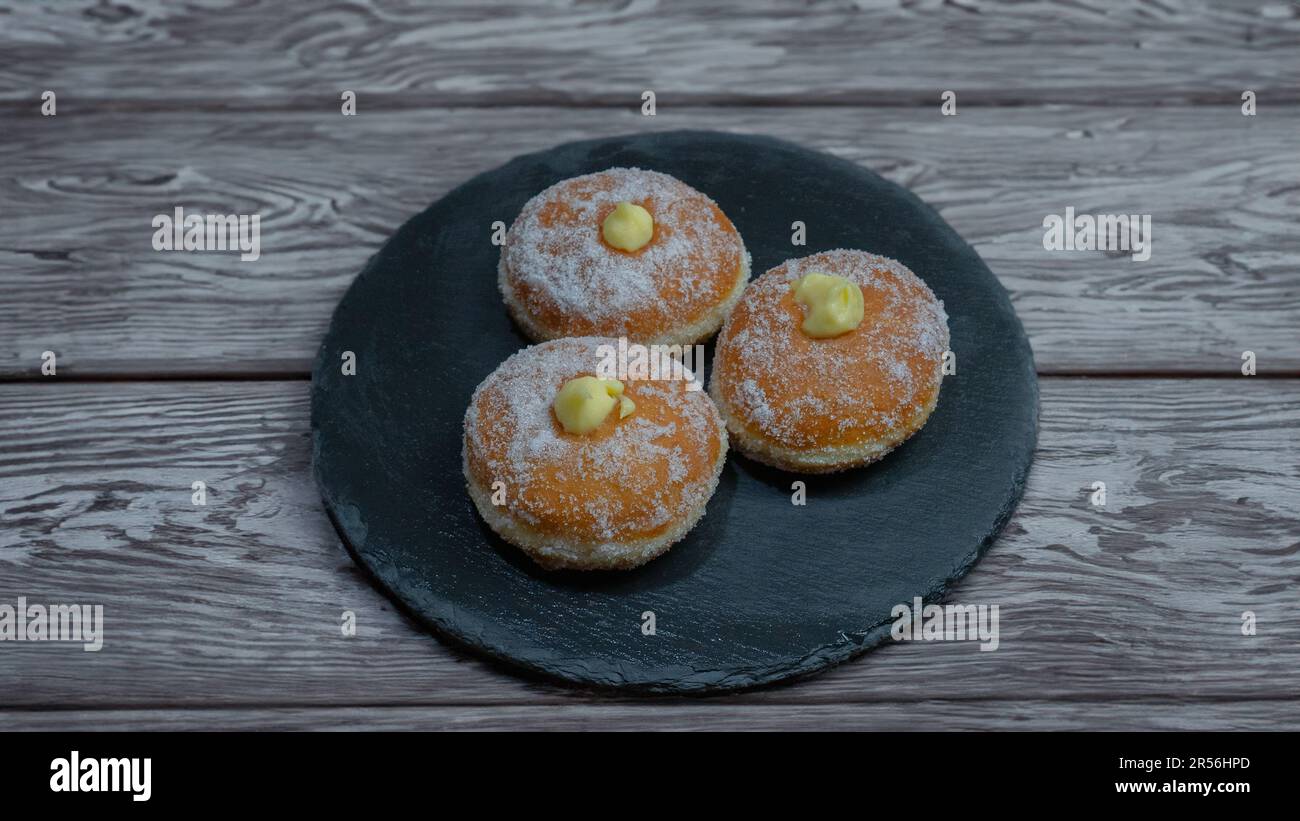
[463,336,728,570]
[709,250,949,473]
[498,168,750,346]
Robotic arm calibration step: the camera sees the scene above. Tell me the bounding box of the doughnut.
[463,336,728,570]
[709,250,949,473]
[498,168,750,346]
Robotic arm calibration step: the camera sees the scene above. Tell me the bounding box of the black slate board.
[311,131,1038,693]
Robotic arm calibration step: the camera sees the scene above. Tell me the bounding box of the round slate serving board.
[311,130,1038,693]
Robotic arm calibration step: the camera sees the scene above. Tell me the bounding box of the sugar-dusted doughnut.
[498,168,750,346]
[709,250,949,473]
[463,337,727,570]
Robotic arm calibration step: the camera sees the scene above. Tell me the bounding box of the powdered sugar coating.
[711,250,949,453]
[463,337,725,547]
[498,168,748,342]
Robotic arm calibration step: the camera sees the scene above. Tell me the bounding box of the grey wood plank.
[4,700,1295,731]
[1,1,1296,106]
[1,107,1296,376]
[1,379,1296,710]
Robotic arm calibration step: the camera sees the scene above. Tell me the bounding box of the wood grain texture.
[1,379,1296,729]
[2,106,1296,376]
[5,701,1295,732]
[1,0,1297,107]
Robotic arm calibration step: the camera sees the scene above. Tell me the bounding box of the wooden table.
[2,1,1297,731]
